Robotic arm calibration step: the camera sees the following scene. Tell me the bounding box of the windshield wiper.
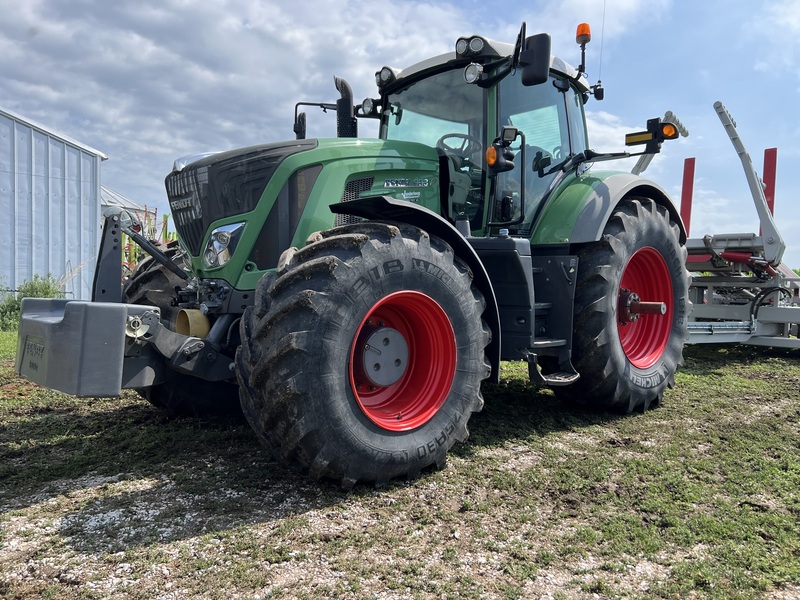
[547,149,631,175]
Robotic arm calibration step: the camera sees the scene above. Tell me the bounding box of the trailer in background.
[682,102,800,348]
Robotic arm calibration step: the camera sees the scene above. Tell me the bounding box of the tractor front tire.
[556,198,689,413]
[236,222,491,488]
[122,241,184,327]
[123,243,240,418]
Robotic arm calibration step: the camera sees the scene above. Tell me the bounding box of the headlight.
[464,63,484,84]
[455,36,488,57]
[202,222,245,268]
[468,37,484,54]
[375,66,397,88]
[361,97,376,116]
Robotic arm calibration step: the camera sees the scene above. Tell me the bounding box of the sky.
[2,0,800,265]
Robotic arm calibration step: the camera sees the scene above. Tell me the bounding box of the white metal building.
[100,185,143,214]
[0,106,107,300]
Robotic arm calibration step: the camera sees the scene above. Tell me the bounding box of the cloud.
[685,184,760,234]
[584,110,639,171]
[586,110,634,149]
[9,0,795,271]
[0,0,672,205]
[752,0,800,83]
[0,0,477,207]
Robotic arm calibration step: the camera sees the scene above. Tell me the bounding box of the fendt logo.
[170,196,194,211]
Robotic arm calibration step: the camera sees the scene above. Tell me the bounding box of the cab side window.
[497,74,584,228]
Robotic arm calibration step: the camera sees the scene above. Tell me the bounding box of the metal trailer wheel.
[236,222,491,488]
[555,197,690,413]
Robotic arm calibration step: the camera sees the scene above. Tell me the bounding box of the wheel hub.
[617,246,674,369]
[349,291,457,432]
[618,289,667,325]
[360,326,408,387]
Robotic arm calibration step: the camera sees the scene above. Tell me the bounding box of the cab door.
[496,73,588,231]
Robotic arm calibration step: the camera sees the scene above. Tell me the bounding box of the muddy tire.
[236,222,491,488]
[555,198,689,413]
[122,241,185,327]
[123,243,240,418]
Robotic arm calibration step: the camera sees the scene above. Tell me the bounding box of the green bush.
[0,274,65,331]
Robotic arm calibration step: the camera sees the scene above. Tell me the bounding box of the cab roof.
[379,36,590,95]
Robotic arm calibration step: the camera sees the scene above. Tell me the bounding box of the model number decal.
[383,178,430,188]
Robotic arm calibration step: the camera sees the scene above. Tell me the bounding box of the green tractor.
[17,23,689,487]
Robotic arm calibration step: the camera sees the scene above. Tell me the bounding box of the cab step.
[526,353,580,387]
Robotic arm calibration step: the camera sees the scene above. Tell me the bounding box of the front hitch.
[92,209,188,304]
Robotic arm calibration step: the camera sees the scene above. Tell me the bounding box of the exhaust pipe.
[334,76,357,138]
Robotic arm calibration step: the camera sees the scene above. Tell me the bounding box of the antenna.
[598,0,606,82]
[593,0,606,100]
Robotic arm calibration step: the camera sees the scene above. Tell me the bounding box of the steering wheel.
[436,133,482,160]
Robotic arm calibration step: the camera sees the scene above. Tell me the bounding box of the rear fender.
[532,172,687,246]
[331,196,501,383]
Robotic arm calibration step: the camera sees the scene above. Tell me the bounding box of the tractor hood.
[165,139,318,255]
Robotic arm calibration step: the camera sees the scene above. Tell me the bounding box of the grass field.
[1,328,799,598]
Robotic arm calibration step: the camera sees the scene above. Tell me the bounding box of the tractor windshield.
[383,68,485,147]
[383,68,488,227]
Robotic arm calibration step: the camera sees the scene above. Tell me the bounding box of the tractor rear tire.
[236,222,491,488]
[123,243,240,418]
[555,198,689,413]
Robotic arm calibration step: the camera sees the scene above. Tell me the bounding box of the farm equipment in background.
[682,102,800,347]
[120,208,175,280]
[16,22,692,487]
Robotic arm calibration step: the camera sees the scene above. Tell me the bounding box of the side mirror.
[519,33,551,86]
[293,112,307,140]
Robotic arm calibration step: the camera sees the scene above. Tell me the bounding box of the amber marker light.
[486,146,498,166]
[576,23,591,45]
[661,123,679,139]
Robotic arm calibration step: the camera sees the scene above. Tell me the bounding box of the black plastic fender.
[330,196,501,383]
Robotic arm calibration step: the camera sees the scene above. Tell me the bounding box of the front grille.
[335,176,374,227]
[166,166,210,255]
[165,140,317,255]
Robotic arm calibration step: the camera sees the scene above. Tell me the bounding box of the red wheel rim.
[618,247,672,369]
[349,291,456,431]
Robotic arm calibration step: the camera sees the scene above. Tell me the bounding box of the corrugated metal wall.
[0,108,106,300]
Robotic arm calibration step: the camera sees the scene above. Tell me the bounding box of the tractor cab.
[370,26,591,237]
